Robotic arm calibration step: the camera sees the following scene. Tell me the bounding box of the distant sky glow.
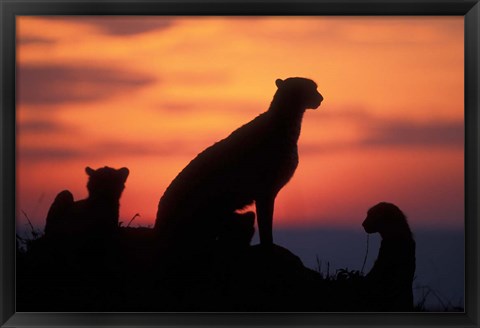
[16,16,464,231]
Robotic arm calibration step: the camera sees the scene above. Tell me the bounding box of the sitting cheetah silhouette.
[44,166,129,239]
[361,202,416,311]
[155,77,323,251]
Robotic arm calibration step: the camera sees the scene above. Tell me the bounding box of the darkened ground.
[16,224,459,312]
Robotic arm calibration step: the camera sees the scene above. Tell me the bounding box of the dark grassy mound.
[16,226,415,312]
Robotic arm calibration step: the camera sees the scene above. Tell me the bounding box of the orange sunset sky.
[16,16,464,232]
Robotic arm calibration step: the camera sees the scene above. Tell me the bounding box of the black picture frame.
[1,0,479,327]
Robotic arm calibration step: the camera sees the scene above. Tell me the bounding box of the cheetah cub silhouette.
[362,202,416,311]
[155,77,323,249]
[44,166,129,239]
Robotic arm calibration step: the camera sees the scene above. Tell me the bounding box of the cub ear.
[275,79,284,88]
[118,167,130,181]
[85,166,95,176]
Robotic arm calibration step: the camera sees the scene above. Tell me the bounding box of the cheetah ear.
[118,167,129,181]
[85,166,95,176]
[275,79,284,88]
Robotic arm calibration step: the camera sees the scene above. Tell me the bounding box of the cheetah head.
[275,77,323,110]
[362,202,410,237]
[86,166,129,201]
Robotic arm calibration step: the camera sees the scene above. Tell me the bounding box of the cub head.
[362,202,412,239]
[274,77,323,110]
[85,166,129,201]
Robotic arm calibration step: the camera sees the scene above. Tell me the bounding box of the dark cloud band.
[17,64,156,105]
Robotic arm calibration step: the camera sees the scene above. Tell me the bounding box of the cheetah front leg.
[256,194,275,246]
